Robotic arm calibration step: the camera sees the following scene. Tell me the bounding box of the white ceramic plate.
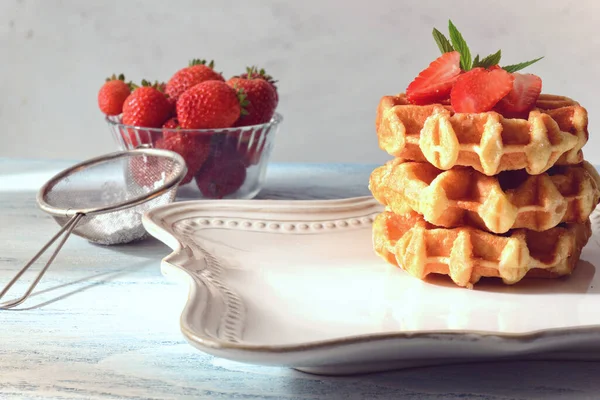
[142,197,600,375]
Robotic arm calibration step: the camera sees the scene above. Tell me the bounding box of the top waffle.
[376,93,588,176]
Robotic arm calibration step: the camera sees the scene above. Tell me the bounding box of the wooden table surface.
[1,158,599,400]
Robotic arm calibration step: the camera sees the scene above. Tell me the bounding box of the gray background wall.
[1,0,598,164]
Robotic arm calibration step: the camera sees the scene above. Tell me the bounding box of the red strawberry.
[241,141,264,166]
[238,66,279,106]
[162,117,180,129]
[121,127,155,148]
[176,81,242,129]
[129,155,163,188]
[450,67,515,113]
[208,133,241,160]
[227,71,277,126]
[156,133,211,184]
[195,157,247,199]
[194,133,248,198]
[494,73,542,119]
[161,117,182,141]
[165,59,224,103]
[98,74,131,116]
[406,51,461,105]
[237,129,267,166]
[122,80,173,128]
[156,81,177,109]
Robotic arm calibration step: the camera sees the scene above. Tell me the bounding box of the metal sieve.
[0,147,187,309]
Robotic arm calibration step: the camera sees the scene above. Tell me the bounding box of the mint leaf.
[477,50,502,68]
[503,57,544,73]
[448,20,472,70]
[432,28,454,53]
[472,54,480,67]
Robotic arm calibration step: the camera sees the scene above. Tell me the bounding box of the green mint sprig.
[431,20,543,73]
[432,28,454,54]
[503,57,544,73]
[448,20,472,70]
[475,50,502,69]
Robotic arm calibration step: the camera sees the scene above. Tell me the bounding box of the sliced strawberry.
[406,51,461,105]
[450,67,515,113]
[494,73,542,119]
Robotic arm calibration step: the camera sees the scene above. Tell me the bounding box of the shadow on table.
[285,360,600,398]
[424,260,598,294]
[88,235,172,259]
[5,260,150,311]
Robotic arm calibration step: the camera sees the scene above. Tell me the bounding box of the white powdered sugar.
[88,208,148,245]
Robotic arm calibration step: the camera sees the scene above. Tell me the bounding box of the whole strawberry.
[162,117,180,130]
[166,59,224,103]
[238,66,279,106]
[129,155,162,188]
[122,80,173,128]
[194,134,247,198]
[120,127,155,148]
[156,133,211,184]
[238,129,267,166]
[97,74,132,116]
[161,117,182,142]
[195,157,247,199]
[176,80,243,129]
[227,67,278,126]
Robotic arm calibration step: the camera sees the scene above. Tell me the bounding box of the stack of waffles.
[369,92,600,288]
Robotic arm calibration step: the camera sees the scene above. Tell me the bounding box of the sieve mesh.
[42,150,186,245]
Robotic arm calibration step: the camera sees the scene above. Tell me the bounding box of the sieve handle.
[0,213,84,310]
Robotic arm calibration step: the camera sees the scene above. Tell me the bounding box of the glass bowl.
[106,113,282,200]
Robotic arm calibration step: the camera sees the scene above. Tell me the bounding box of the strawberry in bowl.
[99,60,282,200]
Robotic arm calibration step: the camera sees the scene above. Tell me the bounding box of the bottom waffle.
[373,210,591,288]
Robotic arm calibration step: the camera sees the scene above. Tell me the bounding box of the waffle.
[376,93,588,176]
[373,210,591,288]
[370,159,600,234]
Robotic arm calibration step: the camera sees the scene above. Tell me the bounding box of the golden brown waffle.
[369,159,600,234]
[376,93,588,176]
[373,210,592,288]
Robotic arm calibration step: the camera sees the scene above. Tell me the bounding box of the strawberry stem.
[105,73,135,91]
[233,85,250,115]
[244,66,279,88]
[189,59,215,69]
[105,73,126,82]
[133,79,167,93]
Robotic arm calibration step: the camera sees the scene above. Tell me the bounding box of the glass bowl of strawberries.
[99,62,282,200]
